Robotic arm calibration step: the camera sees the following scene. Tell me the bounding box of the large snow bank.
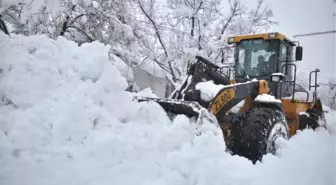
[0,32,335,185]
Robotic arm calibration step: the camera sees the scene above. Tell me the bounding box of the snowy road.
[0,33,335,185]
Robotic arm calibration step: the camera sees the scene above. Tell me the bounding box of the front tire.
[231,107,289,163]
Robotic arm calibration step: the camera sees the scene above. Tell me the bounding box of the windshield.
[235,39,278,78]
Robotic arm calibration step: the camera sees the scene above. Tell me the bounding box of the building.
[129,67,175,98]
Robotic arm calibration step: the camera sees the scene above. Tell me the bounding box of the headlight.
[271,73,285,83]
[271,75,281,82]
[268,33,276,39]
[228,37,235,43]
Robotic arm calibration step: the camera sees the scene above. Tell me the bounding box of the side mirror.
[295,46,303,61]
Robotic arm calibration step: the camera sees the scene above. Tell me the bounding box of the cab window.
[235,39,278,77]
[279,43,288,62]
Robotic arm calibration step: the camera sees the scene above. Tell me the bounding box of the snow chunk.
[133,87,159,98]
[110,54,134,82]
[299,112,310,117]
[195,81,225,101]
[254,94,282,103]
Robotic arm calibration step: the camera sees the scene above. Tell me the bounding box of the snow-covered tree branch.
[1,0,277,82]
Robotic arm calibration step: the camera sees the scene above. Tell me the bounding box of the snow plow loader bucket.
[133,56,232,124]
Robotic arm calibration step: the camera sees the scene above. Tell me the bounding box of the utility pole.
[294,1,336,38]
[293,30,336,38]
[319,83,336,87]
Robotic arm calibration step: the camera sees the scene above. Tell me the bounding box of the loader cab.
[228,32,303,97]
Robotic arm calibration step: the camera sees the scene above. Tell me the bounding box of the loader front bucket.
[134,96,217,124]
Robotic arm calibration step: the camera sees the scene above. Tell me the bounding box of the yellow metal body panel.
[258,80,270,95]
[229,32,294,45]
[211,88,236,115]
[281,98,315,136]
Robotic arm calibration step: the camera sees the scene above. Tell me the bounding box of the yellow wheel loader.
[135,32,326,163]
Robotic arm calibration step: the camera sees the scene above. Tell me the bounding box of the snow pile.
[0,32,220,184]
[0,32,335,185]
[292,90,316,102]
[133,87,160,98]
[0,34,128,109]
[294,91,314,102]
[109,54,134,82]
[195,81,225,101]
[254,127,335,185]
[255,94,282,103]
[324,105,336,135]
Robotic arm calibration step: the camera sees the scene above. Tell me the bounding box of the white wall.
[131,67,168,98]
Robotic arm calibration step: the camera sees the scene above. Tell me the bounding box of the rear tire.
[231,107,289,163]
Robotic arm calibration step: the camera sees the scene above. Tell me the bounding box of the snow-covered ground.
[0,32,335,185]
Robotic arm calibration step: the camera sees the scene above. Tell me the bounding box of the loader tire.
[231,106,289,164]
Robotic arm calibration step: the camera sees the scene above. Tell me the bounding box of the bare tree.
[137,0,276,80]
[137,0,178,81]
